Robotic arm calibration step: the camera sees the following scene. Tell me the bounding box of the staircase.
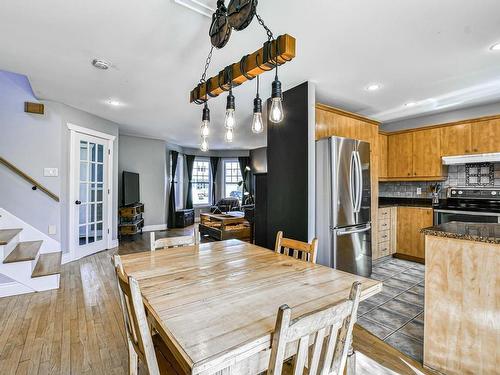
[0,228,61,298]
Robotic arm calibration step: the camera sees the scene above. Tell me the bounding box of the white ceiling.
[1,0,499,149]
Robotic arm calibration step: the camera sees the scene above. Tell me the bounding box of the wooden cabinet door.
[470,119,500,154]
[396,207,433,260]
[378,133,388,178]
[440,123,472,156]
[412,128,442,177]
[388,133,413,178]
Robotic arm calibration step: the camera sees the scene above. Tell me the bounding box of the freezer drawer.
[333,224,372,277]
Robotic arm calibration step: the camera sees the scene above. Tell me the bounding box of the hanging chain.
[199,46,214,84]
[255,13,274,42]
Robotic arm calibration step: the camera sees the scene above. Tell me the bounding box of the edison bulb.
[201,121,209,137]
[224,128,234,143]
[269,97,284,123]
[200,137,209,152]
[224,109,235,129]
[252,112,264,133]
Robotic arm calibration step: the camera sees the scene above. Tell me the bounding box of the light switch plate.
[416,187,422,195]
[48,225,57,235]
[44,167,58,177]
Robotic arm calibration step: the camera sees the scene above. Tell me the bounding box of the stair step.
[32,252,62,278]
[0,229,22,245]
[3,240,43,263]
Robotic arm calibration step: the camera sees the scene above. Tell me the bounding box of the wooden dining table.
[120,239,383,375]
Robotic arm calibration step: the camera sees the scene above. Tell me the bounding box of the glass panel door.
[73,132,108,258]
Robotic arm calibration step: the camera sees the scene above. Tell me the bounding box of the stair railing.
[0,156,60,202]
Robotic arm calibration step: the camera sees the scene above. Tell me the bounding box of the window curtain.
[210,157,220,205]
[185,155,195,209]
[238,156,250,202]
[167,151,178,228]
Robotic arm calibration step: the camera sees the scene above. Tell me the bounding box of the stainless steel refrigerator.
[316,136,372,277]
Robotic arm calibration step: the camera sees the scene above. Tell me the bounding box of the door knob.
[75,200,82,205]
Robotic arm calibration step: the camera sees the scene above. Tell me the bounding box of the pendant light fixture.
[251,76,264,133]
[269,46,284,123]
[200,102,210,137]
[200,136,209,152]
[224,85,236,130]
[224,128,234,143]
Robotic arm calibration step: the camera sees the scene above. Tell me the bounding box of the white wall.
[0,70,120,252]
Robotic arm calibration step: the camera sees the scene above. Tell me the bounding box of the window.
[192,158,210,205]
[224,160,242,201]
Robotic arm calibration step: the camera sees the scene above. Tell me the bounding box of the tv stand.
[119,203,144,238]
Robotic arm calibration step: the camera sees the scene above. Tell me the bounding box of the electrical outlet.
[44,168,59,177]
[416,187,422,195]
[48,225,57,235]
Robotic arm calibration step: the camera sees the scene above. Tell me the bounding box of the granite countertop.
[379,197,435,208]
[421,221,500,244]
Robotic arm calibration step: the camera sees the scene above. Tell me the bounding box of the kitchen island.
[421,222,500,375]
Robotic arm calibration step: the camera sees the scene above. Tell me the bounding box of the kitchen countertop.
[379,197,436,208]
[421,221,500,244]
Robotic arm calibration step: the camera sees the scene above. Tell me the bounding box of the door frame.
[67,123,115,262]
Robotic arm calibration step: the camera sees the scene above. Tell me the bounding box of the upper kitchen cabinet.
[387,133,413,178]
[413,128,442,177]
[378,133,388,178]
[440,123,472,156]
[470,119,500,154]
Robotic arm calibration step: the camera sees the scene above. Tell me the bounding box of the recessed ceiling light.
[365,83,381,91]
[490,42,500,51]
[404,101,417,107]
[92,59,111,70]
[107,99,122,106]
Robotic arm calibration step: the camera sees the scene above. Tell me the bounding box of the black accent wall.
[266,82,311,249]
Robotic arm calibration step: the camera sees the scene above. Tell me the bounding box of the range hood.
[442,152,500,165]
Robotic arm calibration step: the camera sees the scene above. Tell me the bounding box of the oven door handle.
[434,209,500,217]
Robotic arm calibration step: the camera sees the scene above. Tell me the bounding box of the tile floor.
[358,257,425,362]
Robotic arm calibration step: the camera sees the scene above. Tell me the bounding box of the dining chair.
[150,226,200,251]
[113,255,181,375]
[267,282,362,375]
[274,231,318,263]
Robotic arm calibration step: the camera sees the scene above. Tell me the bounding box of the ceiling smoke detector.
[92,59,111,70]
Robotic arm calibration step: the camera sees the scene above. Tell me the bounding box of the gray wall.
[250,147,267,174]
[0,70,120,252]
[119,135,167,227]
[382,101,500,132]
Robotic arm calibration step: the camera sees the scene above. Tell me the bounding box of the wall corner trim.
[67,123,116,141]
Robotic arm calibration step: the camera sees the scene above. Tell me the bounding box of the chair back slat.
[150,226,200,251]
[267,282,362,375]
[113,255,160,375]
[274,231,318,264]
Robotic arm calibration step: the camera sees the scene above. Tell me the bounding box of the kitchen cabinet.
[412,128,442,177]
[396,207,433,261]
[387,133,413,178]
[375,206,397,259]
[378,133,388,178]
[470,118,500,154]
[440,123,472,155]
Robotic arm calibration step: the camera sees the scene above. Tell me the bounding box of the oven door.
[434,209,500,225]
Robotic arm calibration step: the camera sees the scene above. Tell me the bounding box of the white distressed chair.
[267,282,362,375]
[150,226,200,251]
[275,231,319,264]
[113,255,179,375]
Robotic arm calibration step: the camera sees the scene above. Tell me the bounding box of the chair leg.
[128,339,139,375]
[346,344,356,375]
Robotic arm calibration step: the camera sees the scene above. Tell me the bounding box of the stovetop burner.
[436,188,500,213]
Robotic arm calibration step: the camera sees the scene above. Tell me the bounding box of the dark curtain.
[167,151,178,228]
[185,155,195,209]
[210,157,220,205]
[238,156,250,202]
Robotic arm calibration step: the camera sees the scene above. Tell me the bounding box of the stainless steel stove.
[434,187,500,224]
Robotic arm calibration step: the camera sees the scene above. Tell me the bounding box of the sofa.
[210,198,241,214]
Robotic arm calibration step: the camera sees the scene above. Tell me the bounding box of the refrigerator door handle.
[355,151,363,213]
[349,151,357,212]
[336,223,371,236]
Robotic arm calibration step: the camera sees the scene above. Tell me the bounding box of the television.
[122,171,140,206]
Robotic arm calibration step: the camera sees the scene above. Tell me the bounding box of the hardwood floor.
[0,228,433,374]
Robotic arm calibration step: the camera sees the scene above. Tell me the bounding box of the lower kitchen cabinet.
[396,206,433,262]
[375,206,397,259]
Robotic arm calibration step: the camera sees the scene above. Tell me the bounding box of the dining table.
[119,239,382,375]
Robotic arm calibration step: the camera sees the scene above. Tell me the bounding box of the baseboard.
[0,282,34,298]
[143,224,168,232]
[109,239,119,248]
[393,253,425,264]
[61,252,72,265]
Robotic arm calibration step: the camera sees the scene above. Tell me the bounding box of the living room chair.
[150,227,200,251]
[113,255,180,375]
[274,231,318,264]
[267,282,362,375]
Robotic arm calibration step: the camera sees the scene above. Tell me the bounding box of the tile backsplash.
[379,162,500,198]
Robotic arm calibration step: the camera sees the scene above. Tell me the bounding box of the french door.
[71,131,110,259]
